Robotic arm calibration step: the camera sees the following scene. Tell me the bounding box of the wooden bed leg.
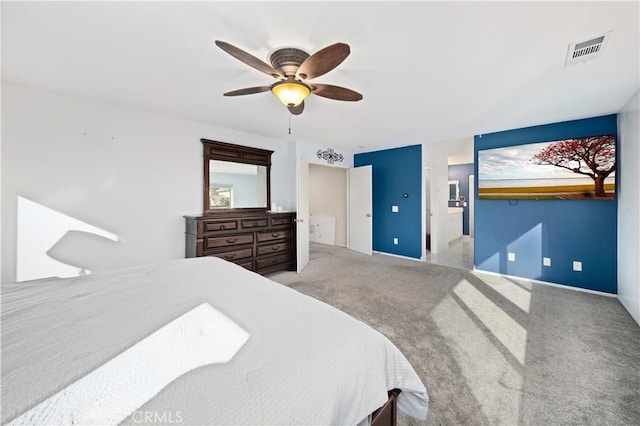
[371,389,401,426]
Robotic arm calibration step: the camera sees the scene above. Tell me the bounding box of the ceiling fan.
[215,40,363,115]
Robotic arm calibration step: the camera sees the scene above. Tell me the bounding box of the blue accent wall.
[448,163,474,235]
[475,114,617,294]
[354,145,422,259]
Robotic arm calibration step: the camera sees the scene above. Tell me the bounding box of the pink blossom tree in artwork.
[531,135,616,196]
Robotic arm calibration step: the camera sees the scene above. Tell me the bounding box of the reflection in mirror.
[449,180,460,200]
[210,160,268,209]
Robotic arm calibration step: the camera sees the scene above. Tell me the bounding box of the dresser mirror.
[209,160,268,209]
[202,139,273,215]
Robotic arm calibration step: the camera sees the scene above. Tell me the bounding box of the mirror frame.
[448,180,460,201]
[202,139,273,215]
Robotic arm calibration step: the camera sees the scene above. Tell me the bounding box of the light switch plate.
[508,252,515,262]
[393,238,398,245]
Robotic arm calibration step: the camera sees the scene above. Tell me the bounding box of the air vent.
[565,31,611,66]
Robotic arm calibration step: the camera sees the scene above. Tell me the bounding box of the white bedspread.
[2,257,428,425]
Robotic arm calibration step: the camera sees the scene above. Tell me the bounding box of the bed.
[2,257,428,425]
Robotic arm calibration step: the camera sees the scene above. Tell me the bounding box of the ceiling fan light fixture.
[216,41,361,114]
[271,80,311,107]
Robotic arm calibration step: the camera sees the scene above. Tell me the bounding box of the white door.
[469,174,475,237]
[424,167,433,240]
[296,157,310,273]
[348,165,372,255]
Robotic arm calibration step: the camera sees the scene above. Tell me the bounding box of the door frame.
[296,158,355,269]
[309,162,349,248]
[469,174,475,237]
[296,157,310,273]
[422,164,437,261]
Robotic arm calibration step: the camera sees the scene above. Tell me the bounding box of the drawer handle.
[271,258,279,264]
[224,254,236,260]
[220,225,226,230]
[226,238,238,243]
[271,233,281,238]
[254,221,259,226]
[271,246,280,251]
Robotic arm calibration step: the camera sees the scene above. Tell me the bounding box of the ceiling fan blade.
[311,84,363,101]
[288,101,304,115]
[223,86,272,96]
[297,43,350,80]
[215,40,282,78]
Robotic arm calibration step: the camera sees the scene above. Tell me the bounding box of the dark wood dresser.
[185,211,297,275]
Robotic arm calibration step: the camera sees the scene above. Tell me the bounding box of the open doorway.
[424,166,433,256]
[308,163,348,249]
[297,159,372,273]
[425,162,475,270]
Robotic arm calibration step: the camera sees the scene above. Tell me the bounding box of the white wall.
[296,141,354,168]
[617,90,640,325]
[1,82,295,283]
[446,137,474,165]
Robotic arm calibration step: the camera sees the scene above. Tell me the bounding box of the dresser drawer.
[256,240,293,256]
[211,247,253,262]
[241,218,269,229]
[256,229,292,243]
[270,215,294,226]
[256,252,293,270]
[186,212,296,276]
[199,219,238,234]
[204,233,253,249]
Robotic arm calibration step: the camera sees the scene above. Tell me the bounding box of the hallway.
[426,236,474,270]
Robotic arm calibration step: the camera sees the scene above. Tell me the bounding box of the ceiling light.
[271,80,311,107]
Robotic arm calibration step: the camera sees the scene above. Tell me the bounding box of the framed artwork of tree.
[478,134,616,200]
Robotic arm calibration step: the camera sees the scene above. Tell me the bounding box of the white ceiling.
[2,1,638,152]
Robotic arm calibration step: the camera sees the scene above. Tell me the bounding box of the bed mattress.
[2,257,428,425]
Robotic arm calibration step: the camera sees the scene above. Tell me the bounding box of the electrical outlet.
[392,205,399,212]
[393,238,398,245]
[573,261,582,272]
[543,257,551,267]
[508,252,516,262]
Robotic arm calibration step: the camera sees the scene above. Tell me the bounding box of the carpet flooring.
[270,243,640,425]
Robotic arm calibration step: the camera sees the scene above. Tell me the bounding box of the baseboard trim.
[618,296,640,326]
[374,250,422,262]
[472,268,617,298]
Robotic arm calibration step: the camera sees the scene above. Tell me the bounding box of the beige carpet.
[270,243,640,425]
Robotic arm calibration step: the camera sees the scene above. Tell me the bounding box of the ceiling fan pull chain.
[288,112,292,135]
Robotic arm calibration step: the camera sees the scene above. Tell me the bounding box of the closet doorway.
[308,163,348,249]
